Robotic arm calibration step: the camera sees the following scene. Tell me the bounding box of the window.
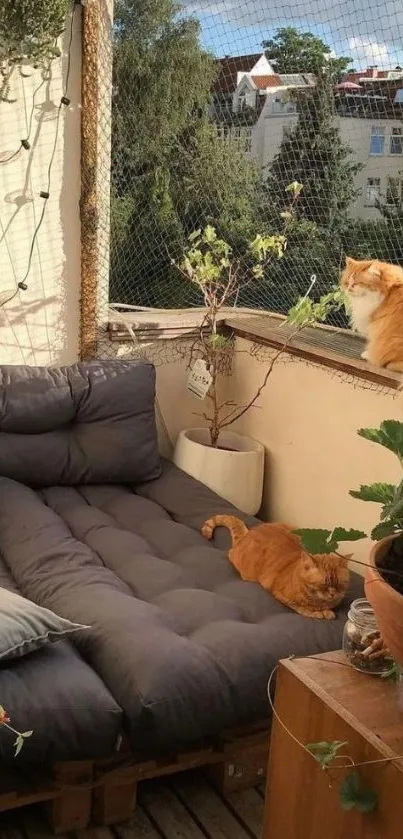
[390,127,403,155]
[369,126,385,155]
[282,124,292,141]
[365,177,381,206]
[245,128,252,153]
[238,91,247,112]
[386,177,402,205]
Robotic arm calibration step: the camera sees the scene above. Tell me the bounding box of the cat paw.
[361,350,369,361]
[321,609,336,620]
[386,361,403,373]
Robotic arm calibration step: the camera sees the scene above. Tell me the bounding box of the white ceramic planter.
[173,427,265,515]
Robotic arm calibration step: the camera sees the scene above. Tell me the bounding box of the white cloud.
[183,0,403,66]
[348,37,391,69]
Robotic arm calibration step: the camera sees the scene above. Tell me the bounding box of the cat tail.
[201,515,249,547]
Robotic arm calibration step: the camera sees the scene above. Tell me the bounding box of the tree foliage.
[264,69,361,230]
[110,0,262,306]
[263,27,351,79]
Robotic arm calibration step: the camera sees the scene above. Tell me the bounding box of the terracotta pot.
[364,535,403,667]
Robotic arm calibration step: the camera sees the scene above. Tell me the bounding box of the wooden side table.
[263,651,403,839]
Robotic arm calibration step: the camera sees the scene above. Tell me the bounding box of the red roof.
[252,74,282,89]
[213,54,262,95]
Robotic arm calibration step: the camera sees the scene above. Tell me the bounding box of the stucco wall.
[226,339,402,572]
[0,8,82,365]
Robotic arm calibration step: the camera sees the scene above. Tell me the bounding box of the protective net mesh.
[101,0,403,329]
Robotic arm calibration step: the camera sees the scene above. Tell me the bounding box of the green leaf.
[285,180,303,196]
[339,771,377,814]
[381,496,403,523]
[358,421,403,462]
[188,229,201,242]
[293,529,334,554]
[202,225,217,244]
[331,528,366,543]
[306,740,348,768]
[370,520,399,541]
[349,483,396,505]
[294,528,365,554]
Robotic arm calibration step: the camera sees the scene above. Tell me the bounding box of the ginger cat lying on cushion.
[202,516,350,620]
[340,256,403,372]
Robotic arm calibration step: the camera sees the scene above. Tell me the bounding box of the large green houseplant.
[350,420,403,667]
[297,420,403,666]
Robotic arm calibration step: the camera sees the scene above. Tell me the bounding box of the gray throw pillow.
[0,588,89,661]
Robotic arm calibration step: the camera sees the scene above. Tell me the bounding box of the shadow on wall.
[0,8,82,366]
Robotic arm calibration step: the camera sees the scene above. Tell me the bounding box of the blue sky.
[182,1,403,69]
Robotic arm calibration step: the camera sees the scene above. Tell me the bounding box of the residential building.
[212,54,403,220]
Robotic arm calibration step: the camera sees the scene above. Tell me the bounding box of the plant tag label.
[187,359,212,400]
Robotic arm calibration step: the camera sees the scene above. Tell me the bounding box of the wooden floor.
[0,772,265,839]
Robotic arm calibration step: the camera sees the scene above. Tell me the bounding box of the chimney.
[368,65,378,78]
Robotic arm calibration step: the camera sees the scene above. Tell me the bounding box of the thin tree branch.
[216,326,303,433]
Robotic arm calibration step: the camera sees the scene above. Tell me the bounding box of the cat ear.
[345,256,354,266]
[367,262,381,278]
[301,552,316,568]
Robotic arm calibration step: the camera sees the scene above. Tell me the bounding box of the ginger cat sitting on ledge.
[202,516,350,620]
[340,256,403,372]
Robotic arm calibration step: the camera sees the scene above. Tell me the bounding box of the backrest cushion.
[0,360,162,487]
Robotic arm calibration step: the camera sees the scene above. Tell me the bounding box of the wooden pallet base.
[0,722,269,832]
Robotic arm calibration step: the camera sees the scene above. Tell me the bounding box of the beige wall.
[250,107,402,222]
[226,338,401,572]
[0,8,82,365]
[339,117,403,220]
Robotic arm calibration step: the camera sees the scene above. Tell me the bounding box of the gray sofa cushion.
[0,587,88,661]
[0,360,161,487]
[0,463,364,755]
[0,560,122,766]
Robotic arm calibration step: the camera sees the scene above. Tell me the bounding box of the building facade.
[212,55,403,220]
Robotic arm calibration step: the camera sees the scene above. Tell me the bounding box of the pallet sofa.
[0,360,363,832]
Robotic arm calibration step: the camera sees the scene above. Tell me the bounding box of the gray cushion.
[0,466,364,754]
[0,587,88,660]
[0,360,162,487]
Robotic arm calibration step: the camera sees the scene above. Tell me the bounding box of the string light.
[0,1,78,308]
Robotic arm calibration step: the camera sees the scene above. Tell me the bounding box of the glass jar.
[342,598,393,675]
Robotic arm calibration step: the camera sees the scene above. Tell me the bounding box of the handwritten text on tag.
[187,359,213,400]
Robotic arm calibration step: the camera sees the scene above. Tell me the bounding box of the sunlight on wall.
[229,338,403,573]
[0,10,82,366]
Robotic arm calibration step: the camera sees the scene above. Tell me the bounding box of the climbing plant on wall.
[0,0,70,99]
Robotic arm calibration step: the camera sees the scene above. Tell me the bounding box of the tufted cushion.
[0,463,364,753]
[0,360,161,486]
[0,555,122,766]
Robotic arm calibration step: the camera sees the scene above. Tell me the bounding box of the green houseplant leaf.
[331,528,367,543]
[358,421,403,463]
[293,529,334,554]
[339,771,378,813]
[370,520,400,541]
[306,740,347,768]
[349,483,396,504]
[294,528,366,554]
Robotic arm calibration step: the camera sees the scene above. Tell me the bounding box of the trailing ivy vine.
[0,0,71,100]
